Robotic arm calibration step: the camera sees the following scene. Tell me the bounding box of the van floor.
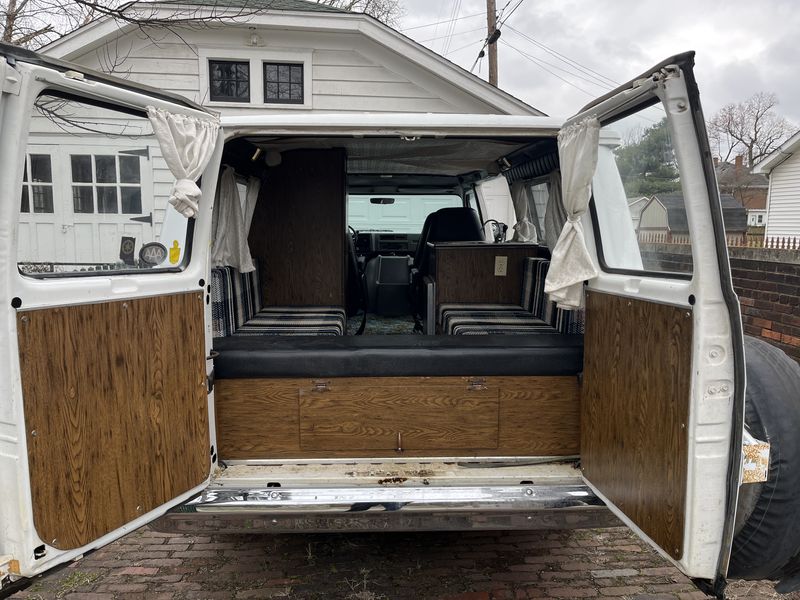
[212,459,582,488]
[347,312,417,335]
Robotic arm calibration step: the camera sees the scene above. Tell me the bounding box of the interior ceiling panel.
[248,137,529,176]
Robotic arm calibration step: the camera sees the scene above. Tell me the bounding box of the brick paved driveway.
[9,527,795,599]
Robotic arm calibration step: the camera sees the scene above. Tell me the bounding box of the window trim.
[208,59,251,103]
[17,90,182,279]
[199,47,313,110]
[21,153,55,214]
[589,198,693,281]
[263,61,304,105]
[69,153,144,216]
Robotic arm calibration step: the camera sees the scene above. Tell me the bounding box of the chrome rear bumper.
[153,484,619,534]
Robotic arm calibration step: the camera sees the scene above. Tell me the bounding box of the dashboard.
[354,232,421,257]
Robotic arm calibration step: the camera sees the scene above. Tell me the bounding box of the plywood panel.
[215,376,580,459]
[17,293,209,550]
[248,148,345,307]
[299,383,499,451]
[433,243,544,306]
[581,291,691,560]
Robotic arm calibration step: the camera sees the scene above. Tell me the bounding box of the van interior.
[208,133,585,463]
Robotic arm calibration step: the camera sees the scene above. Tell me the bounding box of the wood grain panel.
[299,383,499,450]
[17,293,209,550]
[215,379,300,458]
[215,376,580,459]
[248,148,346,307]
[581,291,692,560]
[433,243,544,305]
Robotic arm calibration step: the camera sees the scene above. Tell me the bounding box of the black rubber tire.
[728,336,800,581]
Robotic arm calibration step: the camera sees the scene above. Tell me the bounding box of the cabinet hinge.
[467,377,487,391]
[312,380,330,392]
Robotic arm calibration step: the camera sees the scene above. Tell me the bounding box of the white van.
[1,44,799,598]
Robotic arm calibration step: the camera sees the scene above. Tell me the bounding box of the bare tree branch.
[0,0,404,49]
[707,92,794,167]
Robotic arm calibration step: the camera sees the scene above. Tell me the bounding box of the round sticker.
[139,242,168,266]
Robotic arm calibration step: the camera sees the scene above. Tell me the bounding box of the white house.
[23,0,540,268]
[753,129,800,242]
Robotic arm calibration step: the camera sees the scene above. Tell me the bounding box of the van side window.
[592,110,694,276]
[16,93,189,277]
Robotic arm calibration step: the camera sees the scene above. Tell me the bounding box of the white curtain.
[211,167,255,273]
[544,170,567,252]
[544,117,601,310]
[147,106,220,218]
[510,180,538,243]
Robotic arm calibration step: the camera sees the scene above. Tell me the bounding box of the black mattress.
[213,334,583,379]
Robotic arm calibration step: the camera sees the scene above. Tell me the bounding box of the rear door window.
[17,93,188,276]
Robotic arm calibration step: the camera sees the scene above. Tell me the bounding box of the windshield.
[348,194,463,233]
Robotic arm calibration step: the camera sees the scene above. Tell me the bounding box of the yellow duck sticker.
[169,240,181,264]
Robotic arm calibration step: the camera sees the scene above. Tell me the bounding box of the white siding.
[66,26,501,115]
[638,202,668,230]
[765,152,800,238]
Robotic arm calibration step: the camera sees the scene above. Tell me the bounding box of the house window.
[20,154,54,213]
[264,62,304,104]
[70,154,142,214]
[757,214,764,225]
[209,60,250,102]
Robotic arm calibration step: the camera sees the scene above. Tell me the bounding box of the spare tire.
[728,336,800,582]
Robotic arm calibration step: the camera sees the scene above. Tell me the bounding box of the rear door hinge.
[0,60,21,95]
[206,369,215,394]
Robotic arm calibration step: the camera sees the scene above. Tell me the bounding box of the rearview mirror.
[370,197,395,205]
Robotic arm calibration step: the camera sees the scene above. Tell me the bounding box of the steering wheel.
[348,225,358,244]
[482,219,508,243]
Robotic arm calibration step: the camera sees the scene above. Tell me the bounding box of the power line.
[500,39,598,97]
[400,12,485,32]
[469,0,525,75]
[497,0,524,27]
[504,24,619,87]
[446,37,486,56]
[419,26,485,45]
[441,0,464,56]
[501,26,664,121]
[502,29,614,92]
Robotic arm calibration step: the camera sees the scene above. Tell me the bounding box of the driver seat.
[413,207,485,274]
[411,207,485,325]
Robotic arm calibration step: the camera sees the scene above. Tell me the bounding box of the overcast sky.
[397,0,799,127]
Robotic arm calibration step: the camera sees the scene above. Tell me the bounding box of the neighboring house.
[715,155,768,232]
[23,0,541,266]
[627,196,649,230]
[753,130,800,241]
[636,193,747,245]
[747,209,767,228]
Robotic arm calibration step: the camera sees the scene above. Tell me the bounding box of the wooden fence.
[637,231,800,251]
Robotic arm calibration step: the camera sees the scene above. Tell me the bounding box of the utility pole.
[486,0,498,86]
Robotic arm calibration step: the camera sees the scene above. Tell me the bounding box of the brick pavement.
[9,527,796,599]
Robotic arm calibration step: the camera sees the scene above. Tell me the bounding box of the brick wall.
[640,243,800,363]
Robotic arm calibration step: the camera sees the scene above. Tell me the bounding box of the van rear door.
[0,45,222,585]
[573,52,744,592]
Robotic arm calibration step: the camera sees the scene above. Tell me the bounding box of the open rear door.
[0,45,222,584]
[573,52,744,593]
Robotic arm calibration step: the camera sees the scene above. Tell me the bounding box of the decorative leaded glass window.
[209,60,250,102]
[264,62,303,104]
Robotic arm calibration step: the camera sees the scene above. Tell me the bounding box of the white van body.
[4,46,793,599]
